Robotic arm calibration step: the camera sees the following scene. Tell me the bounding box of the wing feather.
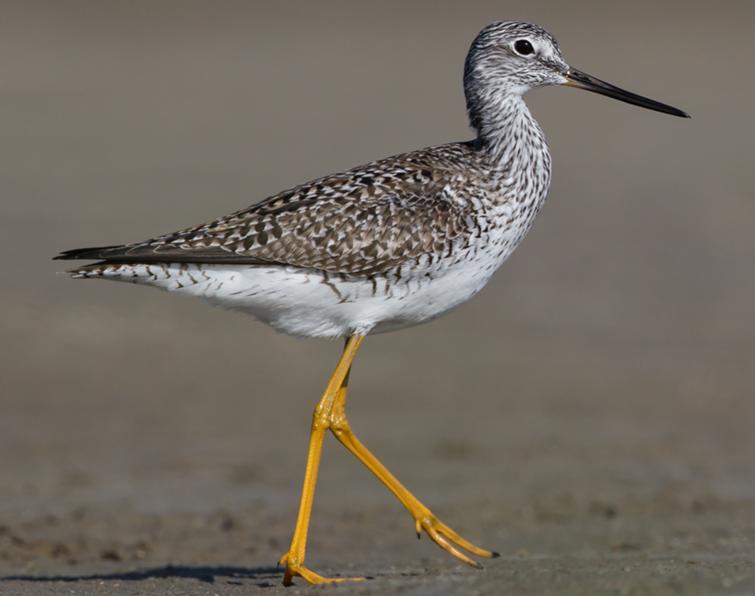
[55,144,479,276]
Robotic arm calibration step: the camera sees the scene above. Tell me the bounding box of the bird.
[54,20,688,586]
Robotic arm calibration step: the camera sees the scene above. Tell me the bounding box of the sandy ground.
[1,1,754,594]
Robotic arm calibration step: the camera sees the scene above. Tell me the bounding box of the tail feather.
[53,245,125,261]
[53,242,266,265]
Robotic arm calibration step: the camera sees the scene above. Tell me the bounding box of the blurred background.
[1,1,753,594]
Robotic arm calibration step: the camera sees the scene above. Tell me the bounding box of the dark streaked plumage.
[57,142,495,277]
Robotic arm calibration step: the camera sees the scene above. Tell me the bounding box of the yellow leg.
[329,373,498,568]
[278,335,366,586]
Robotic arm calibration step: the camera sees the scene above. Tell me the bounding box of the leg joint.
[311,400,334,430]
[311,413,330,431]
[329,412,351,434]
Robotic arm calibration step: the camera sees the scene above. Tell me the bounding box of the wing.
[55,146,476,277]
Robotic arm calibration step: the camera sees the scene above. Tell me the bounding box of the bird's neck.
[471,93,546,161]
[468,92,552,202]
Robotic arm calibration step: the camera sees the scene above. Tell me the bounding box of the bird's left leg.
[328,372,497,567]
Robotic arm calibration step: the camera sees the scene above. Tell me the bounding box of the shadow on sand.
[0,564,283,587]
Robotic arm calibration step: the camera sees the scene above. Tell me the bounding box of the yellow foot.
[415,515,499,568]
[278,553,366,586]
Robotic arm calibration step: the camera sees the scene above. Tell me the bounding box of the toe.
[434,519,497,558]
[417,516,497,564]
[420,519,483,568]
[282,563,366,586]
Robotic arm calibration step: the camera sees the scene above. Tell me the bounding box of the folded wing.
[55,151,473,277]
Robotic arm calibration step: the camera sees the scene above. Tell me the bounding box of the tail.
[54,245,128,262]
[53,245,125,278]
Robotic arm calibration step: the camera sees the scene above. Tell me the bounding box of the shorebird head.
[464,21,689,121]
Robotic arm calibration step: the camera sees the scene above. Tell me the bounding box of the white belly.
[81,257,501,339]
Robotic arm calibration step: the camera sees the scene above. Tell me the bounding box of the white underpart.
[81,249,505,339]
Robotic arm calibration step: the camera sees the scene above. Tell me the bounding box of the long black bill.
[565,68,690,118]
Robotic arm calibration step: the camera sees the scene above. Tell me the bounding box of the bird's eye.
[514,39,535,56]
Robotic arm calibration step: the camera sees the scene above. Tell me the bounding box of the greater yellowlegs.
[55,21,688,585]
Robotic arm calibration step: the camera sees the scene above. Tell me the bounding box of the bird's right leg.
[328,374,497,567]
[278,335,365,586]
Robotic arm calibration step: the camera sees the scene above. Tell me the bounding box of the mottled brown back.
[56,143,488,277]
